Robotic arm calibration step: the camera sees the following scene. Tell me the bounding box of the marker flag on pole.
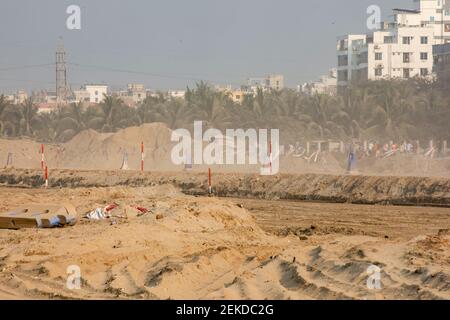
[44,166,48,188]
[41,144,45,169]
[141,142,144,172]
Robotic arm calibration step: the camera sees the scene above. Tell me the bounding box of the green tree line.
[0,79,449,144]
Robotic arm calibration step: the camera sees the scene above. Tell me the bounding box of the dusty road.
[228,198,450,240]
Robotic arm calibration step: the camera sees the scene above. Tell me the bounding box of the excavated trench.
[0,168,449,207]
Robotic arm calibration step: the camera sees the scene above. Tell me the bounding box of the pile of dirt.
[0,186,277,299]
[0,185,448,300]
[60,123,175,171]
[0,123,176,171]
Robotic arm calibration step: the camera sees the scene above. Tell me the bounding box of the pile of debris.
[84,203,152,224]
[0,201,162,230]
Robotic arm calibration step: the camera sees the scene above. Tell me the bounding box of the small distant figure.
[120,150,129,170]
[347,144,357,173]
[5,152,13,168]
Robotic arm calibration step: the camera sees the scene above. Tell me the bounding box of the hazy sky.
[0,0,412,92]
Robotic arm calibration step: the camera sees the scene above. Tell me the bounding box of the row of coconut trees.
[0,79,449,144]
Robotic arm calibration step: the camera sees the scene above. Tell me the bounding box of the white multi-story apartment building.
[337,0,449,91]
[337,34,369,88]
[368,26,434,79]
[404,0,450,44]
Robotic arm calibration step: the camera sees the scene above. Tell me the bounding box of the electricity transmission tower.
[56,38,68,105]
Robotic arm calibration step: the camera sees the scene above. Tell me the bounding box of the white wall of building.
[81,85,108,103]
[367,26,434,79]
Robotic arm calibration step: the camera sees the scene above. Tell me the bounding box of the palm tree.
[152,100,198,130]
[0,104,22,137]
[54,102,86,141]
[100,95,124,132]
[20,98,41,137]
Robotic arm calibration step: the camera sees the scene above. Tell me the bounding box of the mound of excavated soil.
[0,186,448,300]
[0,123,176,171]
[60,123,175,171]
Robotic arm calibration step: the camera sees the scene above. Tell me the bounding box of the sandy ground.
[0,186,449,300]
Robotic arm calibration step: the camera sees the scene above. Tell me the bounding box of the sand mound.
[0,123,176,171]
[0,186,277,299]
[0,186,448,299]
[60,123,174,170]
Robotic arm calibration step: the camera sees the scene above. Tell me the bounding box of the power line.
[67,62,243,86]
[0,63,54,72]
[0,77,55,85]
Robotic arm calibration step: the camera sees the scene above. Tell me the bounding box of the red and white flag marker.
[141,142,144,172]
[44,166,49,188]
[40,144,45,169]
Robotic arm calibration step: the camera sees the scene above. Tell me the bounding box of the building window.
[420,68,428,76]
[338,70,348,82]
[338,40,347,51]
[446,10,450,16]
[375,52,383,60]
[95,91,98,95]
[403,37,411,45]
[421,36,428,44]
[375,68,383,76]
[384,36,394,44]
[430,16,435,22]
[403,68,410,78]
[338,55,348,66]
[420,52,428,60]
[403,52,411,63]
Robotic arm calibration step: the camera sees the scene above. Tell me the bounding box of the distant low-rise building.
[73,90,91,103]
[36,103,57,114]
[300,68,337,96]
[168,90,186,99]
[3,94,15,104]
[242,74,284,93]
[112,83,147,107]
[15,90,28,104]
[74,84,108,104]
[3,90,28,104]
[230,89,245,104]
[215,85,252,104]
